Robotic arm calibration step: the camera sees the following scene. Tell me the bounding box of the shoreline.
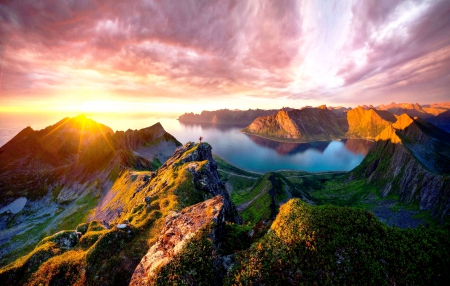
[239,130,376,144]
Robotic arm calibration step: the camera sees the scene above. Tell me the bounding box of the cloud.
[0,0,449,109]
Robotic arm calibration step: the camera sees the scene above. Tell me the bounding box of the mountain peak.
[392,113,413,130]
[375,125,401,143]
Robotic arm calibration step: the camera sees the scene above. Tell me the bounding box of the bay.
[0,113,372,173]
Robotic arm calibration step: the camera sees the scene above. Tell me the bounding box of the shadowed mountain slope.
[350,114,450,220]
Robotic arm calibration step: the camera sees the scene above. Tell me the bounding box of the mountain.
[426,110,450,133]
[0,140,240,285]
[178,108,277,125]
[376,102,448,119]
[0,114,114,174]
[350,113,450,220]
[0,116,181,266]
[241,107,347,142]
[346,106,396,139]
[241,106,398,142]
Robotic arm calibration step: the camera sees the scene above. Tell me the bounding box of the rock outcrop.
[181,143,240,222]
[130,195,225,285]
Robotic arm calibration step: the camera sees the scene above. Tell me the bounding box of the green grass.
[231,174,271,206]
[54,192,100,231]
[227,199,450,285]
[213,155,261,178]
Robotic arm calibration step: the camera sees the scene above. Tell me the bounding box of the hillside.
[350,114,450,220]
[227,199,450,285]
[178,108,277,125]
[426,110,450,132]
[345,106,396,139]
[0,116,181,266]
[0,141,240,285]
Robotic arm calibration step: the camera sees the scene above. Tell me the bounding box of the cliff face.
[242,108,346,142]
[351,114,450,220]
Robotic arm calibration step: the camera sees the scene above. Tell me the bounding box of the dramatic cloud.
[0,0,449,112]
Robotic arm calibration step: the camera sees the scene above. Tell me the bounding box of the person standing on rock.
[199,136,203,143]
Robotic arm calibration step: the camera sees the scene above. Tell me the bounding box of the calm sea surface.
[0,113,372,173]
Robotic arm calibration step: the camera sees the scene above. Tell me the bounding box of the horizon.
[1,0,450,114]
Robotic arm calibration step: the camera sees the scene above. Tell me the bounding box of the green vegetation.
[154,224,215,285]
[214,155,261,179]
[0,142,226,285]
[227,199,450,285]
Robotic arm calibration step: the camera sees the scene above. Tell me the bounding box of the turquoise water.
[0,113,372,173]
[158,120,372,173]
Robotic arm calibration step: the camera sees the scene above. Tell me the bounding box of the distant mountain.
[376,102,448,119]
[241,105,399,142]
[178,108,277,125]
[241,107,347,142]
[426,110,450,133]
[350,114,450,220]
[346,106,396,139]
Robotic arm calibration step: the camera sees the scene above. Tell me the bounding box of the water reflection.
[245,134,331,155]
[179,122,247,132]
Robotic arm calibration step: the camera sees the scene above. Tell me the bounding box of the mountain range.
[0,109,449,285]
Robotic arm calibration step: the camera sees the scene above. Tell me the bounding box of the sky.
[0,0,449,114]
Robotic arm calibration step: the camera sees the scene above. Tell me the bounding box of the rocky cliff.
[351,114,450,220]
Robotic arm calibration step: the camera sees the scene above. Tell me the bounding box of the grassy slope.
[0,143,215,285]
[227,199,450,285]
